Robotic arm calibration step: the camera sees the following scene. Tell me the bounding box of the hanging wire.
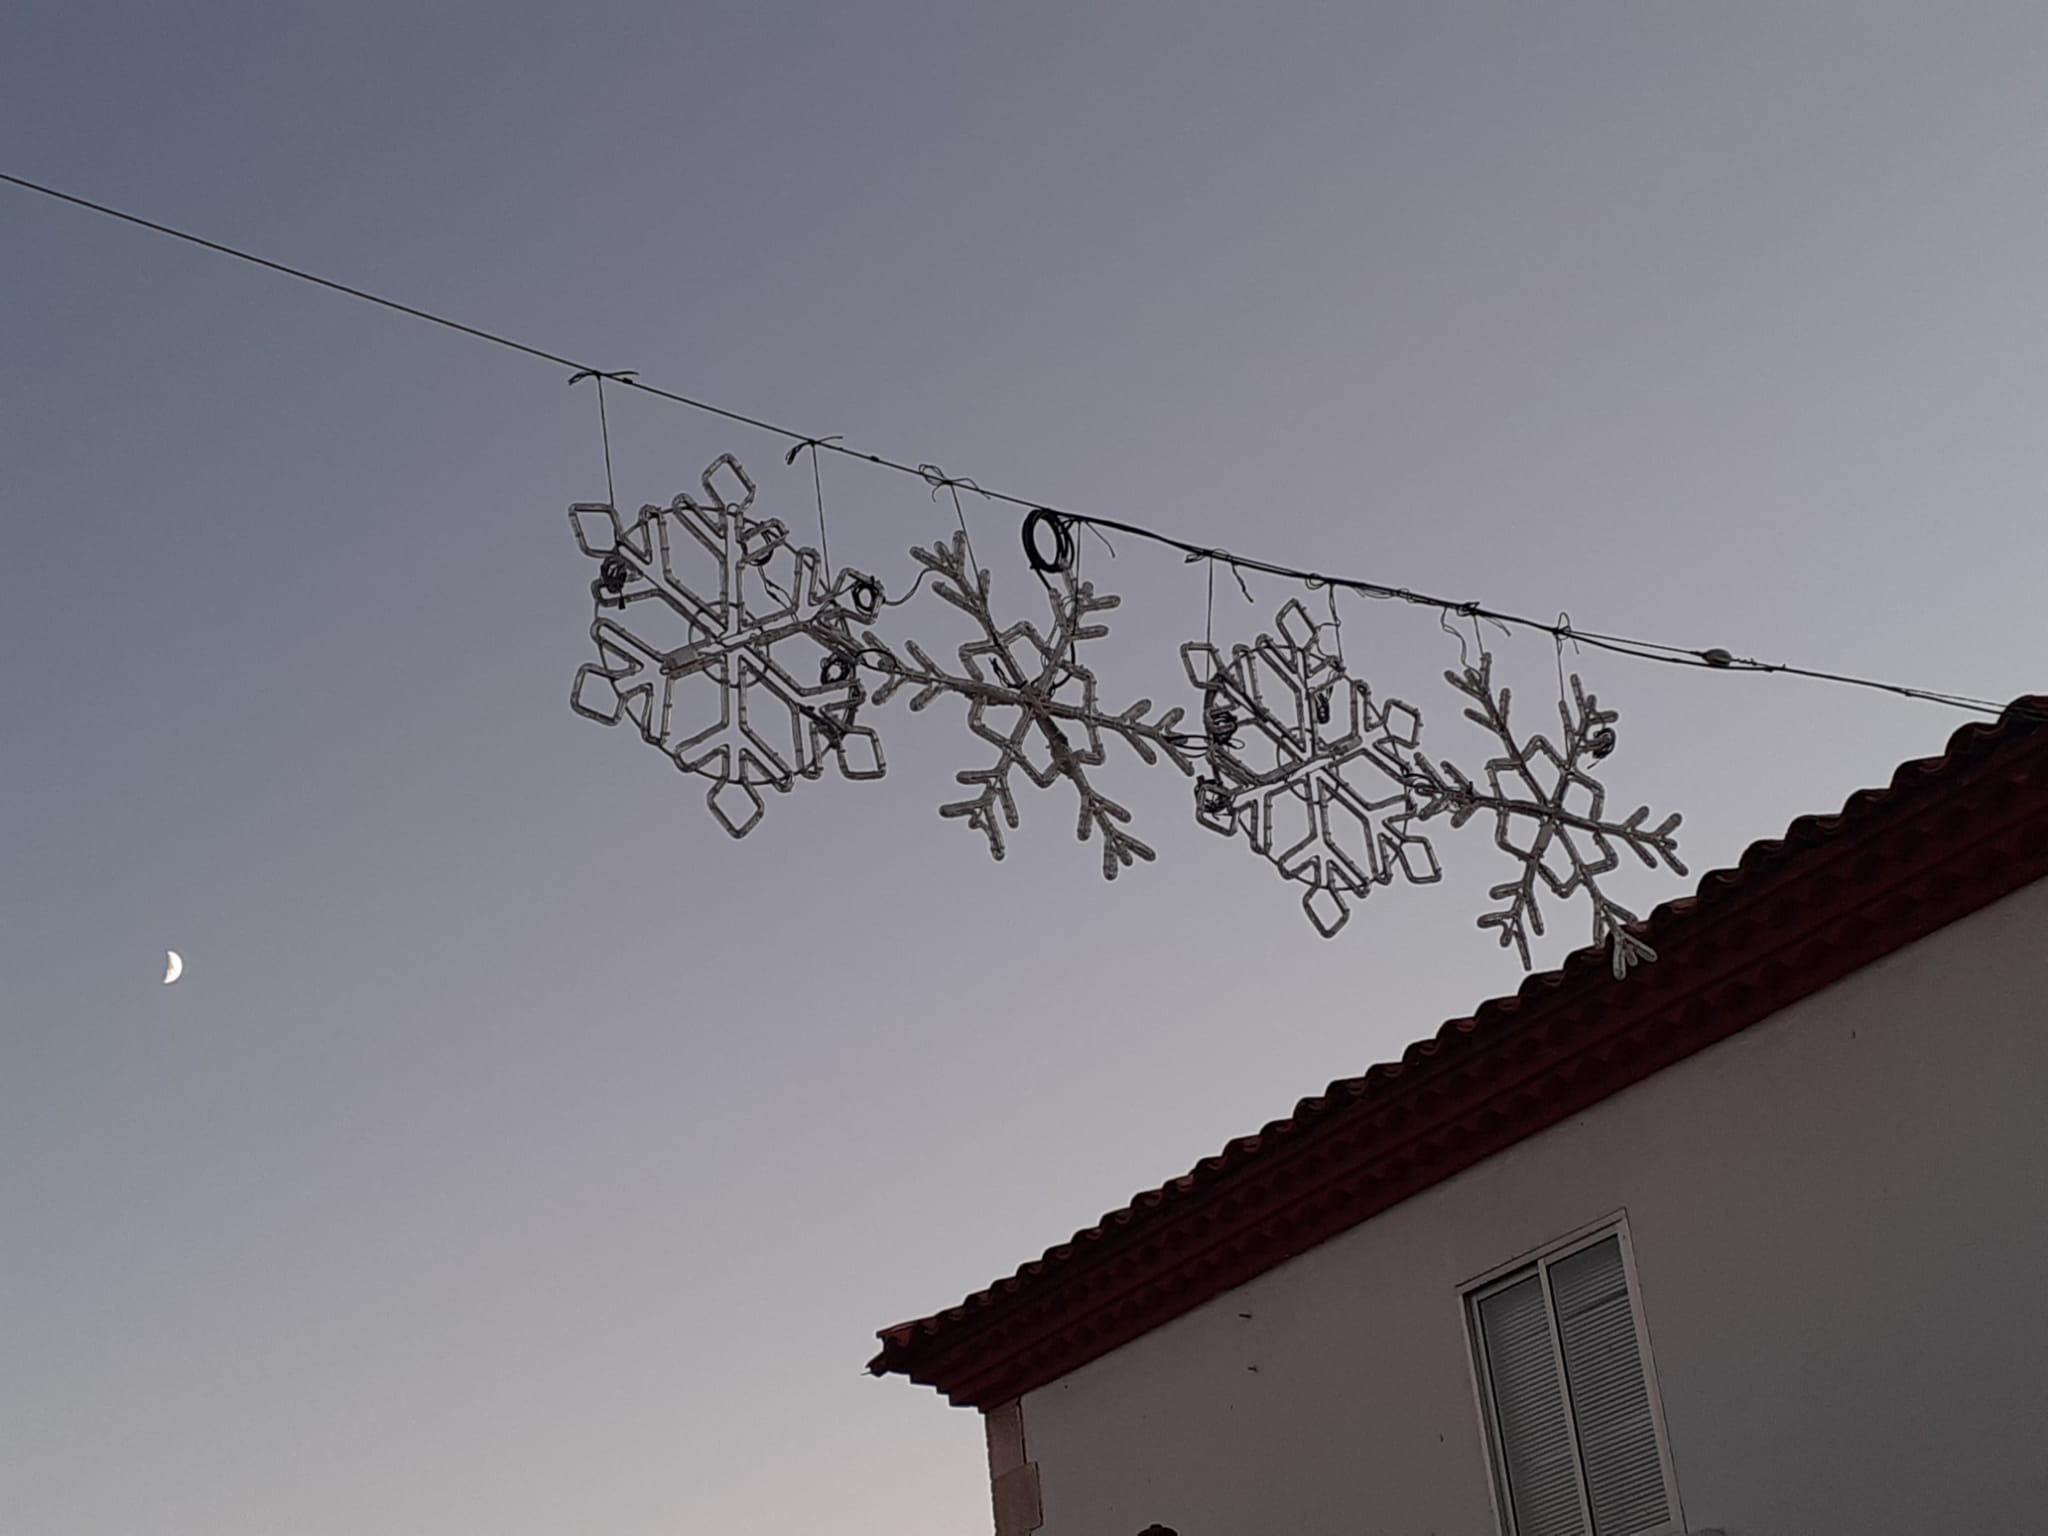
[1201,550,1256,607]
[1440,608,1472,671]
[568,368,636,511]
[1555,610,1579,705]
[919,465,985,586]
[1040,508,2010,714]
[3,166,2027,723]
[784,434,842,580]
[1205,556,1216,649]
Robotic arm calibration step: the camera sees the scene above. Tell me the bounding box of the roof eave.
[872,699,2048,1408]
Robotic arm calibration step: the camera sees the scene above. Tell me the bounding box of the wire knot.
[917,463,986,501]
[784,434,844,466]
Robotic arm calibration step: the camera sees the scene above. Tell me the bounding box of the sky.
[3,6,2045,1534]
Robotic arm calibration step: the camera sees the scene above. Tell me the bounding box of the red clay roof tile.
[871,698,2048,1407]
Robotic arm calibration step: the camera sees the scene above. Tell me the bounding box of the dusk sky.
[5,7,2046,1534]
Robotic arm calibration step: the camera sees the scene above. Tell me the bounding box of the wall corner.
[984,1399,1043,1535]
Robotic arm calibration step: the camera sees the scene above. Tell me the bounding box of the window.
[1465,1223,1679,1536]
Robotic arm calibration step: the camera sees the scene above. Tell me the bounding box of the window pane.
[1478,1275,1588,1536]
[1550,1238,1669,1536]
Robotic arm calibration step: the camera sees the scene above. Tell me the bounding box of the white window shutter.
[1477,1274,1588,1536]
[1549,1237,1671,1536]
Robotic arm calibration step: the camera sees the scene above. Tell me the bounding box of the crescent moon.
[163,951,184,985]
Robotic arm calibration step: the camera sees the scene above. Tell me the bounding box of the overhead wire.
[1,167,2026,722]
[1038,510,2012,714]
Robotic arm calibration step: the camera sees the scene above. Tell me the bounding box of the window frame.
[1460,1214,1684,1536]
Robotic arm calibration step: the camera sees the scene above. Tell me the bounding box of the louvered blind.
[1477,1275,1588,1536]
[1550,1237,1671,1536]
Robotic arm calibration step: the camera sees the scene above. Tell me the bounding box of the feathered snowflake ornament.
[1407,655,1685,976]
[853,534,1198,876]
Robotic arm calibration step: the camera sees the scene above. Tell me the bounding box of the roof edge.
[872,699,2048,1407]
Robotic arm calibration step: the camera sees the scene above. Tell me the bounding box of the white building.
[871,700,2048,1536]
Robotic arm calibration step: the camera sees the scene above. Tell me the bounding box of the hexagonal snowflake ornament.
[1182,600,1440,937]
[567,454,886,837]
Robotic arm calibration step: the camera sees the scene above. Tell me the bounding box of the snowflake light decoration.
[853,533,1197,877]
[1406,655,1685,976]
[560,459,1694,978]
[1182,600,1440,937]
[567,454,887,837]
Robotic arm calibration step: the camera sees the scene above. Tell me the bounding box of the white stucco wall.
[1020,875,2048,1536]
